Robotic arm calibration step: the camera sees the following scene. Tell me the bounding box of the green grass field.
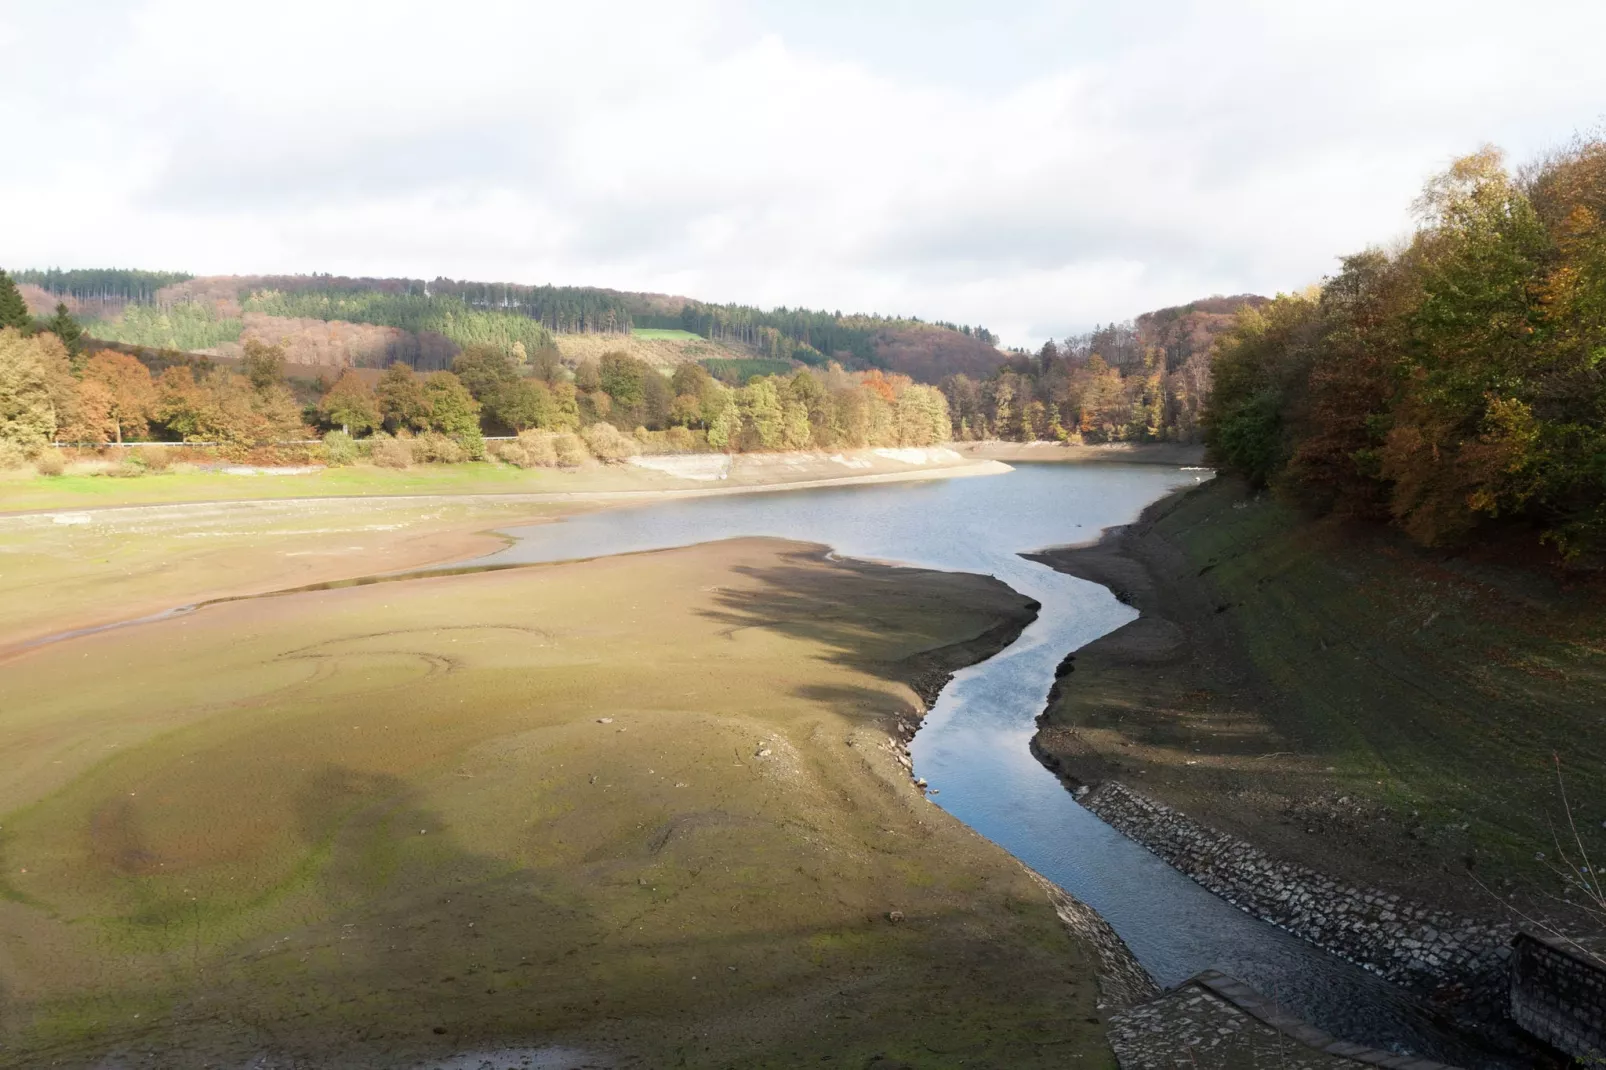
[0,539,1106,1067]
[0,462,675,515]
[630,328,703,340]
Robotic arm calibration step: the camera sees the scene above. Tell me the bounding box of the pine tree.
[0,271,32,332]
[45,303,83,357]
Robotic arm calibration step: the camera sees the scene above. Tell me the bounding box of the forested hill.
[17,270,1006,382]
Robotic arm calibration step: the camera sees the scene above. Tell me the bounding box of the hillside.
[553,329,755,370]
[1134,293,1269,371]
[19,269,1007,383]
[1032,477,1606,933]
[872,324,1009,380]
[21,269,1270,397]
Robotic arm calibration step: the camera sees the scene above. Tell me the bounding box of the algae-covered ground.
[0,496,577,652]
[0,450,997,515]
[1032,477,1606,926]
[0,530,1110,1068]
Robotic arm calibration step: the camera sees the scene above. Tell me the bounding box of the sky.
[3,0,1603,347]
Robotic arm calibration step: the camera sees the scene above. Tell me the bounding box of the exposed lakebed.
[472,462,1513,1068]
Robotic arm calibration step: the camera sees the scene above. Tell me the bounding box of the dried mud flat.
[0,534,1114,1069]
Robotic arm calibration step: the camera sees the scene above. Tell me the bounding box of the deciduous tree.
[82,350,156,443]
[318,370,380,436]
[376,363,432,433]
[0,329,75,452]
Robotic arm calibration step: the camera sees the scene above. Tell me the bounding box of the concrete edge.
[1513,927,1606,971]
[1183,970,1461,1070]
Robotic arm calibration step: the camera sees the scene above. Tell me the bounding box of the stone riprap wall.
[1509,932,1606,1059]
[1082,783,1514,1010]
[1026,870,1158,1011]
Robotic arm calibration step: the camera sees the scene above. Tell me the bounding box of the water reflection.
[472,464,1506,1066]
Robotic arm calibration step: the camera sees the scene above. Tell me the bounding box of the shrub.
[553,432,586,468]
[664,426,696,452]
[410,431,467,464]
[370,433,412,469]
[135,445,172,472]
[0,440,27,471]
[322,430,358,467]
[495,430,559,469]
[34,449,66,477]
[580,422,639,463]
[456,427,486,461]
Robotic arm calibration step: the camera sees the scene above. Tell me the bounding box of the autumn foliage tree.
[1206,136,1606,557]
[317,369,379,435]
[75,351,156,443]
[0,328,76,454]
[376,363,432,433]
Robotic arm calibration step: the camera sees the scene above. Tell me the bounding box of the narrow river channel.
[470,462,1513,1068]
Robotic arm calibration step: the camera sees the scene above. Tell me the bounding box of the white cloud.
[2,0,1603,346]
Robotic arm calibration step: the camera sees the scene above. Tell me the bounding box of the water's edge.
[8,466,1515,1066]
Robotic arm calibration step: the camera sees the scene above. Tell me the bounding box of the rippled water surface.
[473,464,1509,1066]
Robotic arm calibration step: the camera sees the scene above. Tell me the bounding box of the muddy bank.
[0,537,1123,1068]
[1026,476,1606,1026]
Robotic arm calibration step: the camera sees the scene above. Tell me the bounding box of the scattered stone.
[596,717,613,724]
[755,748,772,758]
[886,910,904,923]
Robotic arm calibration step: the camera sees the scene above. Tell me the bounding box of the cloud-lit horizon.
[3,0,1602,347]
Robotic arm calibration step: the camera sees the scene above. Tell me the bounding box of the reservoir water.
[472,463,1511,1067]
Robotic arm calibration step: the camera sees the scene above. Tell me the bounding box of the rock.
[596,717,613,724]
[756,748,772,758]
[886,910,905,923]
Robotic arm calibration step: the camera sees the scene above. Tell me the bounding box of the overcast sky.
[3,1,1602,346]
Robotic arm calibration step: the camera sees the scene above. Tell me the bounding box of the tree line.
[937,323,1214,443]
[2,265,951,464]
[15,268,192,303]
[242,290,559,366]
[669,300,996,368]
[11,268,1006,381]
[1205,137,1606,557]
[427,279,636,334]
[90,302,246,352]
